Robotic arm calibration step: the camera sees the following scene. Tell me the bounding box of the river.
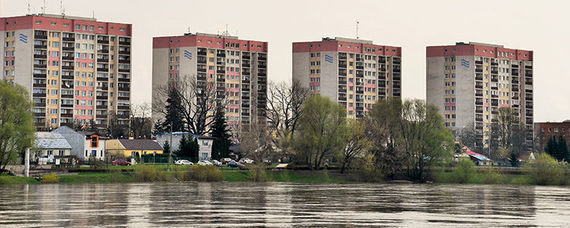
[0,183,569,227]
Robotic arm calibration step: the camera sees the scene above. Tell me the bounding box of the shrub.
[186,166,223,182]
[134,165,167,182]
[449,159,476,184]
[247,164,267,182]
[41,173,60,184]
[526,153,565,185]
[357,154,384,182]
[482,168,505,184]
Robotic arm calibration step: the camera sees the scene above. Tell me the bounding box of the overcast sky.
[1,0,568,122]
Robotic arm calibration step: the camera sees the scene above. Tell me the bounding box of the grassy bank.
[0,175,39,184]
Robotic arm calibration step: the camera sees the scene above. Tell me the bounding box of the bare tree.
[239,120,274,164]
[153,75,219,135]
[265,80,309,154]
[130,103,153,139]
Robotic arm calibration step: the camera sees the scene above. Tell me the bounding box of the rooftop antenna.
[42,0,46,15]
[356,21,360,39]
[92,10,95,19]
[27,2,31,15]
[60,0,65,16]
[222,24,230,36]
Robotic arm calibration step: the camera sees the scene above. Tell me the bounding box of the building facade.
[152,33,268,137]
[53,126,106,161]
[292,37,402,119]
[535,121,570,150]
[426,42,534,148]
[0,14,132,131]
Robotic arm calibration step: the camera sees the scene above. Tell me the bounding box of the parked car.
[221,158,233,164]
[175,160,193,165]
[197,160,213,166]
[211,160,222,166]
[227,161,239,168]
[239,158,254,164]
[112,159,132,166]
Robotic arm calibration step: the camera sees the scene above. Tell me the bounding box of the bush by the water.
[357,154,384,182]
[185,165,223,182]
[526,153,565,185]
[481,167,505,184]
[247,164,267,182]
[134,165,167,182]
[41,173,60,184]
[449,159,476,183]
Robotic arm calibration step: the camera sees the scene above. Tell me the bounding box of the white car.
[239,158,254,164]
[175,160,193,165]
[197,160,213,166]
[211,160,222,166]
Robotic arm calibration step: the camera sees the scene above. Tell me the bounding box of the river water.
[0,182,569,227]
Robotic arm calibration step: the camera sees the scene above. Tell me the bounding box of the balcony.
[119,59,130,64]
[62,37,75,42]
[62,46,74,51]
[62,66,74,70]
[34,54,47,59]
[34,44,47,49]
[33,83,46,87]
[33,64,47,68]
[97,68,109,72]
[118,105,130,110]
[119,41,130,46]
[97,58,109,63]
[61,114,73,118]
[34,34,47,39]
[62,56,74,61]
[62,75,74,80]
[97,39,109,44]
[98,49,109,54]
[118,87,130,91]
[118,69,130,73]
[96,105,107,109]
[197,51,207,55]
[34,103,46,107]
[475,68,483,73]
[119,51,130,55]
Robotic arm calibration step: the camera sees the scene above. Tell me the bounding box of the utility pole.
[168,125,173,170]
[24,148,30,177]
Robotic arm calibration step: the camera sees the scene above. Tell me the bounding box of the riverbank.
[1,164,569,186]
[0,169,354,185]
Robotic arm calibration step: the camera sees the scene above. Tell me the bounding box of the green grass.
[58,172,136,184]
[0,175,39,184]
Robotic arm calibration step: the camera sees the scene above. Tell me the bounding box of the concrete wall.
[319,51,339,101]
[426,56,445,115]
[151,47,170,120]
[292,52,310,87]
[13,29,33,92]
[455,56,475,130]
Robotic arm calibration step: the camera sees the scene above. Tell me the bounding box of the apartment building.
[426,42,534,148]
[152,33,268,137]
[292,37,401,119]
[535,121,570,149]
[0,14,132,131]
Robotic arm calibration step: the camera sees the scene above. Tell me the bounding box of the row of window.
[34,21,125,32]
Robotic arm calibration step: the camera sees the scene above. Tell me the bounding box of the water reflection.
[0,183,569,226]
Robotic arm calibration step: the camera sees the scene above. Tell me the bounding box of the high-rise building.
[292,37,402,119]
[0,14,132,131]
[426,42,534,148]
[534,121,570,150]
[152,33,268,137]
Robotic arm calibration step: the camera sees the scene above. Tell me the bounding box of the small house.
[34,132,72,164]
[52,126,106,161]
[191,134,215,161]
[106,139,163,158]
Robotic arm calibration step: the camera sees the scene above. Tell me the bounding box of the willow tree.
[293,95,347,170]
[0,81,35,174]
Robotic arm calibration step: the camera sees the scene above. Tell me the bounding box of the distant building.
[534,121,570,149]
[155,132,187,151]
[293,37,402,118]
[192,135,214,161]
[52,126,106,161]
[0,14,132,131]
[152,32,268,137]
[106,139,163,158]
[34,132,72,163]
[426,42,534,149]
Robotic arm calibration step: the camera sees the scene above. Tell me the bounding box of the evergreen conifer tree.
[211,105,232,160]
